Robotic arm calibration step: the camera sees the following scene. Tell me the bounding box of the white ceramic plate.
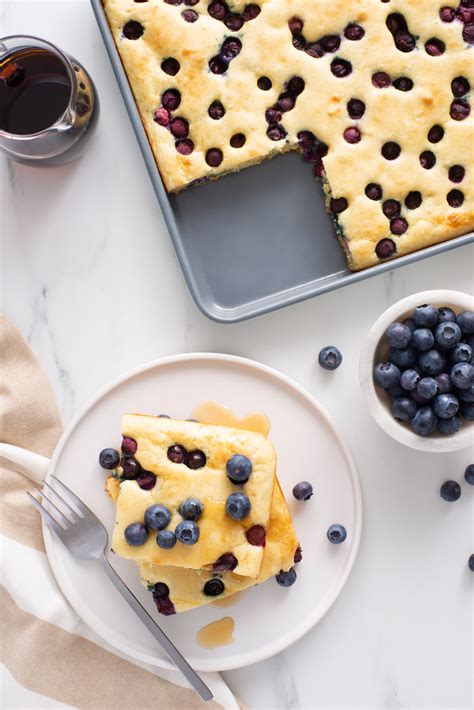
[44,354,362,672]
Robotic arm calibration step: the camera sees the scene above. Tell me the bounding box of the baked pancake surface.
[112,414,276,578]
[102,0,473,270]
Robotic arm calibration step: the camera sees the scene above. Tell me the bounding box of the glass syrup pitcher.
[0,35,99,166]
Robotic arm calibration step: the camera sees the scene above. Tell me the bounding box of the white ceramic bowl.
[360,290,474,453]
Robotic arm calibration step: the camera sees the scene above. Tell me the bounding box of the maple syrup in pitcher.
[0,36,99,165]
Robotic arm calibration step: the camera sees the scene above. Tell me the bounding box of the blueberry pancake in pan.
[102,0,473,270]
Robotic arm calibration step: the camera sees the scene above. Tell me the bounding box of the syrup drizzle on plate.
[196,617,235,649]
[191,400,271,437]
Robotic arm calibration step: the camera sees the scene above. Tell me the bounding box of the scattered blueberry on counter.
[318,345,343,370]
[469,554,474,572]
[292,481,314,500]
[275,567,297,587]
[374,304,474,436]
[327,524,347,544]
[99,447,120,470]
[465,464,474,485]
[124,523,148,546]
[440,480,461,502]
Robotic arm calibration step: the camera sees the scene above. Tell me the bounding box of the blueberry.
[456,311,474,334]
[460,401,474,420]
[318,346,343,370]
[419,349,446,375]
[386,322,412,349]
[175,520,200,545]
[450,343,472,364]
[435,321,462,349]
[374,362,401,388]
[121,437,137,457]
[275,568,297,586]
[246,525,266,546]
[294,546,303,563]
[137,472,157,490]
[465,334,474,350]
[204,578,225,596]
[153,582,170,598]
[213,553,238,571]
[433,393,459,419]
[435,372,453,394]
[437,415,461,435]
[292,481,314,500]
[413,304,439,328]
[400,369,420,391]
[122,457,142,479]
[179,497,204,521]
[386,384,405,398]
[124,523,148,546]
[226,454,252,483]
[391,397,417,421]
[450,362,473,389]
[458,384,474,402]
[411,328,435,352]
[327,524,347,544]
[157,529,177,549]
[469,554,474,572]
[438,307,456,323]
[410,388,428,405]
[464,464,474,485]
[417,377,439,400]
[440,480,461,501]
[154,596,176,615]
[225,492,251,520]
[99,448,120,470]
[411,406,438,436]
[167,444,186,464]
[403,317,416,332]
[144,504,171,530]
[389,346,417,369]
[186,450,207,469]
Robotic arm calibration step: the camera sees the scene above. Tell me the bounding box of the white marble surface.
[1,2,473,708]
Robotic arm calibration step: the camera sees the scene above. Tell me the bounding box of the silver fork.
[27,475,213,703]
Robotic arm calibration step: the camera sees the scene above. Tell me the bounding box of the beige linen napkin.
[0,315,238,710]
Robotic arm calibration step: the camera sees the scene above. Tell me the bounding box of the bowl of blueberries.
[360,290,474,452]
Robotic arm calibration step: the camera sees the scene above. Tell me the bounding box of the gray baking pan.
[90,0,474,324]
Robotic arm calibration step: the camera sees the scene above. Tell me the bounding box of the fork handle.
[99,556,213,702]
